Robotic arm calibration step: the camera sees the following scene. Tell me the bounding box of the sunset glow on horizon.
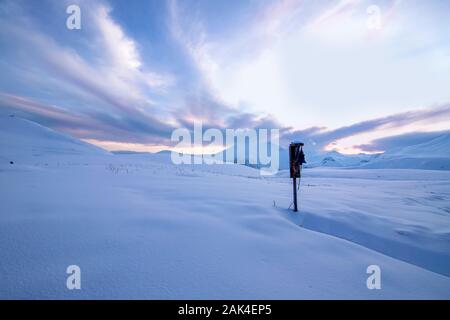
[1,0,449,154]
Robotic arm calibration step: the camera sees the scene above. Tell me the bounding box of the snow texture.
[1,116,449,299]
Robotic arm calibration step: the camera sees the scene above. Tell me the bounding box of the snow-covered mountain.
[1,116,450,299]
[301,150,373,168]
[211,132,450,171]
[213,142,376,170]
[0,115,109,165]
[361,133,450,170]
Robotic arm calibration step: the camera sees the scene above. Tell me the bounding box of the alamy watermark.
[171,122,280,175]
[366,265,381,290]
[66,265,81,290]
[66,4,81,30]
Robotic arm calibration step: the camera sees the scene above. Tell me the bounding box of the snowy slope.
[214,143,372,170]
[275,168,450,276]
[362,133,450,170]
[0,115,109,166]
[304,150,373,168]
[389,133,450,157]
[213,142,290,170]
[1,117,450,299]
[208,128,450,170]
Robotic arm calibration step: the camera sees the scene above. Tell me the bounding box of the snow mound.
[0,116,109,165]
[1,117,450,299]
[362,133,450,170]
[391,133,450,158]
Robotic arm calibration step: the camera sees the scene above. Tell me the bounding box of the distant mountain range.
[360,132,450,170]
[2,115,449,170]
[211,132,450,171]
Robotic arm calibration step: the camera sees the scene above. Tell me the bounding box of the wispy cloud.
[0,93,172,144]
[281,104,450,153]
[170,0,450,131]
[0,0,176,145]
[310,0,360,27]
[0,0,449,154]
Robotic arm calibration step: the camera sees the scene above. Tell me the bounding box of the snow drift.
[1,116,450,299]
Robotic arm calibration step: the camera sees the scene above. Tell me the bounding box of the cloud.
[92,3,174,89]
[1,0,282,150]
[95,5,142,71]
[167,0,219,93]
[1,0,449,154]
[310,0,360,27]
[280,104,450,153]
[170,0,450,132]
[0,0,176,145]
[0,93,172,144]
[320,104,450,142]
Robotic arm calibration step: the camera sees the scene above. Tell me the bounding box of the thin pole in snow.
[293,176,298,212]
[289,141,305,213]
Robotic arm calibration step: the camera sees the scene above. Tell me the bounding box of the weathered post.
[293,175,298,212]
[289,142,305,212]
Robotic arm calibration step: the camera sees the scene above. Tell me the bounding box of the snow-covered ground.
[1,116,450,299]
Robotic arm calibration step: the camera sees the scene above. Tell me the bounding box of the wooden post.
[289,141,304,212]
[293,176,298,212]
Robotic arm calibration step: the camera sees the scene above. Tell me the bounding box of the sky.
[0,0,449,154]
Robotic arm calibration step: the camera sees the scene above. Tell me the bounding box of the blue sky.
[0,0,449,153]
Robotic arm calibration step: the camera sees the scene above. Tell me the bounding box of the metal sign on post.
[289,142,306,212]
